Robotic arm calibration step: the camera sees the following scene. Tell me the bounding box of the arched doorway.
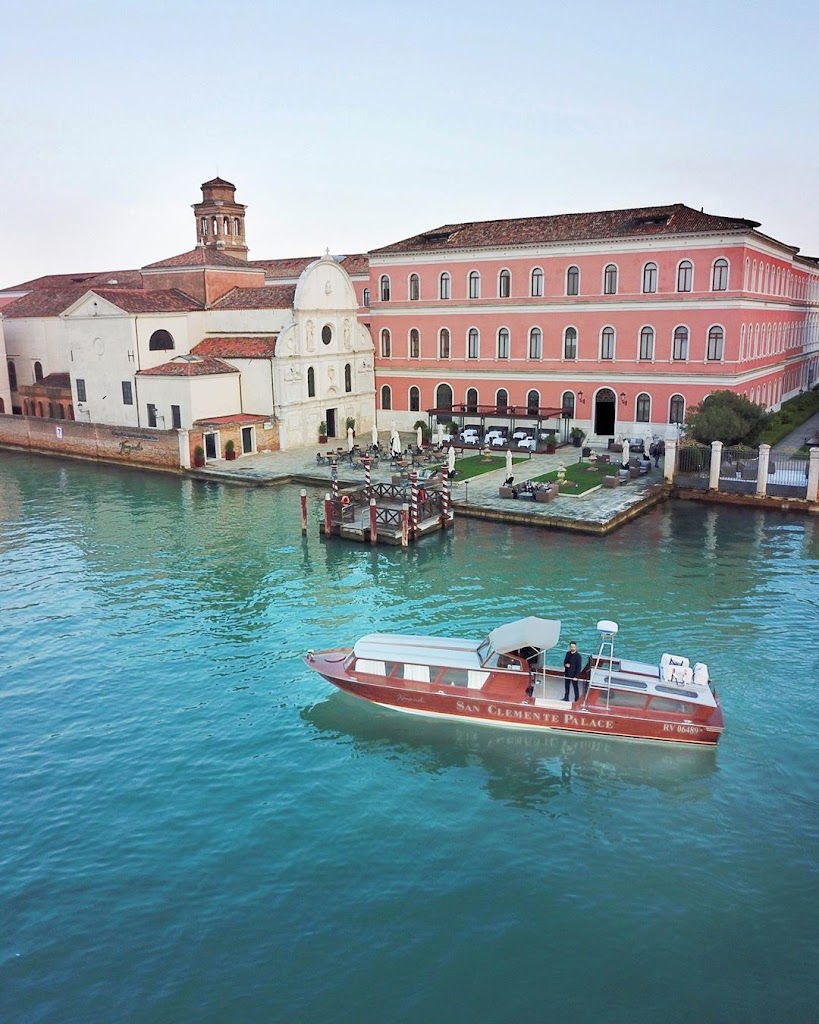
[594,388,616,436]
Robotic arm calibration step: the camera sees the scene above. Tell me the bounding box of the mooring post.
[410,469,419,539]
[300,488,308,534]
[401,502,409,547]
[324,492,333,537]
[331,458,338,504]
[441,468,450,528]
[369,497,377,545]
[364,456,371,499]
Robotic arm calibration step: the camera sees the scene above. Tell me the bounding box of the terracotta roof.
[371,204,763,255]
[194,413,267,426]
[19,372,71,391]
[142,248,256,271]
[1,269,143,292]
[212,284,296,310]
[248,253,370,279]
[137,355,239,377]
[92,288,202,312]
[1,286,89,318]
[193,336,278,358]
[201,177,235,189]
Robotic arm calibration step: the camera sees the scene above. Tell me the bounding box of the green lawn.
[530,459,621,494]
[452,453,531,480]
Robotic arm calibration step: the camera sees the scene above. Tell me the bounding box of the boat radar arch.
[597,620,618,636]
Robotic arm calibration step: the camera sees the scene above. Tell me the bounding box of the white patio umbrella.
[416,425,423,448]
[347,427,354,451]
[622,440,631,466]
[435,422,443,446]
[391,428,401,457]
[505,448,513,477]
[371,423,378,447]
[447,444,456,474]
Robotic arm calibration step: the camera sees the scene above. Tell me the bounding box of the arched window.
[677,260,693,292]
[381,385,392,410]
[344,363,352,392]
[531,267,544,297]
[563,327,577,360]
[636,393,651,422]
[642,262,658,293]
[409,274,420,301]
[468,270,481,299]
[307,366,316,397]
[712,258,729,291]
[363,288,370,307]
[223,217,230,235]
[380,329,391,358]
[36,401,43,417]
[212,217,219,235]
[409,386,420,412]
[233,217,241,236]
[669,394,685,424]
[34,361,43,382]
[526,390,540,414]
[465,388,478,413]
[439,272,451,300]
[496,389,508,411]
[566,266,579,296]
[439,328,450,359]
[561,391,575,418]
[149,330,174,351]
[468,328,480,359]
[409,328,420,358]
[498,269,511,298]
[497,327,510,359]
[600,326,615,360]
[379,275,391,301]
[603,264,618,294]
[528,327,542,359]
[436,383,453,412]
[707,326,724,361]
[639,326,654,361]
[673,326,689,360]
[201,216,208,237]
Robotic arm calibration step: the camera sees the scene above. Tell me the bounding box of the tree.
[685,390,768,446]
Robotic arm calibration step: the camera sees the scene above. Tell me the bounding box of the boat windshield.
[477,637,492,665]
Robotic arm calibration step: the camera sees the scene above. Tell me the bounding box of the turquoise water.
[1,451,817,1024]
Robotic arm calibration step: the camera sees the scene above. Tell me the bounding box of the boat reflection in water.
[301,691,718,812]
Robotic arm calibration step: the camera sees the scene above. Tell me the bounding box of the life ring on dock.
[341,494,351,507]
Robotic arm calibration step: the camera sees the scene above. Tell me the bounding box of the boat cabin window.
[648,696,695,715]
[400,664,431,682]
[656,685,698,700]
[597,689,647,709]
[482,651,525,670]
[353,658,398,677]
[436,667,471,687]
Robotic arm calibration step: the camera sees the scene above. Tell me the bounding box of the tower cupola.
[192,177,248,261]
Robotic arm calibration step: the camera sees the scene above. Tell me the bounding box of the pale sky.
[2,0,818,286]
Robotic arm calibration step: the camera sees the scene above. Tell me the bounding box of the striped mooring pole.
[364,456,371,499]
[323,492,333,537]
[410,470,418,539]
[441,469,450,528]
[401,503,409,548]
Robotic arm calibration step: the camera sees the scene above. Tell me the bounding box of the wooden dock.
[319,482,453,545]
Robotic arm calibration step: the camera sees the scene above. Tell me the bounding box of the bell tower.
[192,177,248,261]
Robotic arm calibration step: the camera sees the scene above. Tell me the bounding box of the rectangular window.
[147,403,157,428]
[76,378,87,402]
[121,381,133,405]
[171,405,181,429]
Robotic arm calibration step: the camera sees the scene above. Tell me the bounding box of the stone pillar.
[178,429,190,469]
[709,440,723,491]
[663,437,677,482]
[756,444,771,496]
[807,447,819,502]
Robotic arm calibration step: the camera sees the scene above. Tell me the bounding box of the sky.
[2,0,818,286]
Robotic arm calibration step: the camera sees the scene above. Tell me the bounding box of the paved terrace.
[190,437,667,535]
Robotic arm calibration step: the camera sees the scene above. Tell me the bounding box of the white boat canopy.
[488,617,562,653]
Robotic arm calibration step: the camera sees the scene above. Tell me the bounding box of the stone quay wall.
[0,414,183,472]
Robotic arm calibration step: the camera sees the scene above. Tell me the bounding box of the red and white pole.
[401,502,409,548]
[410,470,418,539]
[364,456,371,499]
[331,458,338,505]
[300,488,307,535]
[369,497,377,545]
[441,469,450,528]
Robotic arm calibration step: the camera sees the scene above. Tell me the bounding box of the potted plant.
[545,432,557,454]
[345,416,356,437]
[413,419,430,445]
[193,444,205,468]
[225,439,237,461]
[318,420,328,444]
[570,427,585,448]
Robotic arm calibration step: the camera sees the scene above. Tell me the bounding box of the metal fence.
[717,446,759,494]
[674,443,711,489]
[673,443,810,499]
[765,454,809,498]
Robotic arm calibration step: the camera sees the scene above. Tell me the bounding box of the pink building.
[363,204,819,441]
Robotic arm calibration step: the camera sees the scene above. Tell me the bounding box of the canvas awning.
[488,617,562,653]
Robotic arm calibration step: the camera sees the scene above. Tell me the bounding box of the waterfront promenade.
[190,438,666,535]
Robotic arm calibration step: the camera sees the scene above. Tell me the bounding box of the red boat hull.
[306,651,724,746]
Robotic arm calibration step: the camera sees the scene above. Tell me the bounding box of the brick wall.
[0,414,182,471]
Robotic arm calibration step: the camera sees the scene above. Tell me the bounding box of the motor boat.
[304,618,724,746]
